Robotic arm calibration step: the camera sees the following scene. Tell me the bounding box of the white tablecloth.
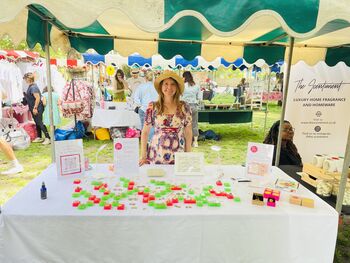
[0,164,338,263]
[91,108,141,129]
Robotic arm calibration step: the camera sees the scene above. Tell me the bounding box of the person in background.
[127,67,144,96]
[139,70,192,165]
[42,86,61,130]
[113,69,128,102]
[182,71,201,147]
[263,120,302,166]
[235,78,247,103]
[23,72,51,145]
[0,86,24,175]
[133,71,158,141]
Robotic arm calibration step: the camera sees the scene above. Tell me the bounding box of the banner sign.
[285,61,350,162]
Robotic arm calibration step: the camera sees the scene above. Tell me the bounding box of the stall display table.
[279,165,350,215]
[198,109,253,124]
[0,164,338,263]
[91,108,141,129]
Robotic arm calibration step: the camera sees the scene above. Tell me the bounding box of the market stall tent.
[1,0,350,65]
[82,53,278,70]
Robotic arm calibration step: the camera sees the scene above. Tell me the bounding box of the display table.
[198,109,253,124]
[279,165,350,215]
[91,108,141,129]
[0,164,338,263]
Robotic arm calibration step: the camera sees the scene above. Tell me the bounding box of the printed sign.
[174,152,204,176]
[285,61,350,162]
[55,139,84,178]
[113,138,139,176]
[246,142,274,176]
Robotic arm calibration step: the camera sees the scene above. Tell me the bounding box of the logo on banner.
[314,126,321,132]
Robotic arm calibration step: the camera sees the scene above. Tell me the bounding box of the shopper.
[264,120,302,166]
[235,78,248,103]
[127,67,144,96]
[113,69,128,102]
[182,71,201,147]
[42,86,61,129]
[139,70,192,165]
[23,73,50,145]
[133,71,158,140]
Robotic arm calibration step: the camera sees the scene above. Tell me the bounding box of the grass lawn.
[0,102,349,261]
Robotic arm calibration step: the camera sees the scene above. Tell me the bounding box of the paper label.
[113,138,139,176]
[174,152,204,176]
[246,142,274,176]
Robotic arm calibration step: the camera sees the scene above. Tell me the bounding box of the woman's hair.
[183,71,195,86]
[115,69,124,82]
[115,69,125,90]
[154,77,183,115]
[24,73,35,83]
[264,120,302,164]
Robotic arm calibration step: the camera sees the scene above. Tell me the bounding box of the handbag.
[55,121,85,141]
[61,80,84,116]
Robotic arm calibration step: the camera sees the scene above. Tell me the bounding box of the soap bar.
[147,168,166,177]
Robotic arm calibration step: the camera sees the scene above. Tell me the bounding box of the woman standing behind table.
[263,120,302,166]
[182,71,201,147]
[113,69,128,102]
[139,70,193,165]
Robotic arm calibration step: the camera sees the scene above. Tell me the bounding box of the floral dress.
[145,101,192,164]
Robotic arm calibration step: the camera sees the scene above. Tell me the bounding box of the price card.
[114,138,139,176]
[246,142,274,176]
[55,139,84,178]
[174,152,204,176]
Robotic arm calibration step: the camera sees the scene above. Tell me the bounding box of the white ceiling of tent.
[0,0,350,65]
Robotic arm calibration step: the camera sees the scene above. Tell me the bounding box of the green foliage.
[334,221,350,263]
[121,64,131,78]
[0,35,66,58]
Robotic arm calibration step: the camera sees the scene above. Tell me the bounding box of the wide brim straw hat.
[154,70,184,95]
[131,68,140,74]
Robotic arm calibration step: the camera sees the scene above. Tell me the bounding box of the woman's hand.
[139,158,150,166]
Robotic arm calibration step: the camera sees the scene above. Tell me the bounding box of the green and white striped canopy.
[1,0,350,66]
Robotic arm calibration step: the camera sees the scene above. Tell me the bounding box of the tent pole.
[336,126,350,213]
[275,37,294,166]
[44,20,55,162]
[263,70,271,133]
